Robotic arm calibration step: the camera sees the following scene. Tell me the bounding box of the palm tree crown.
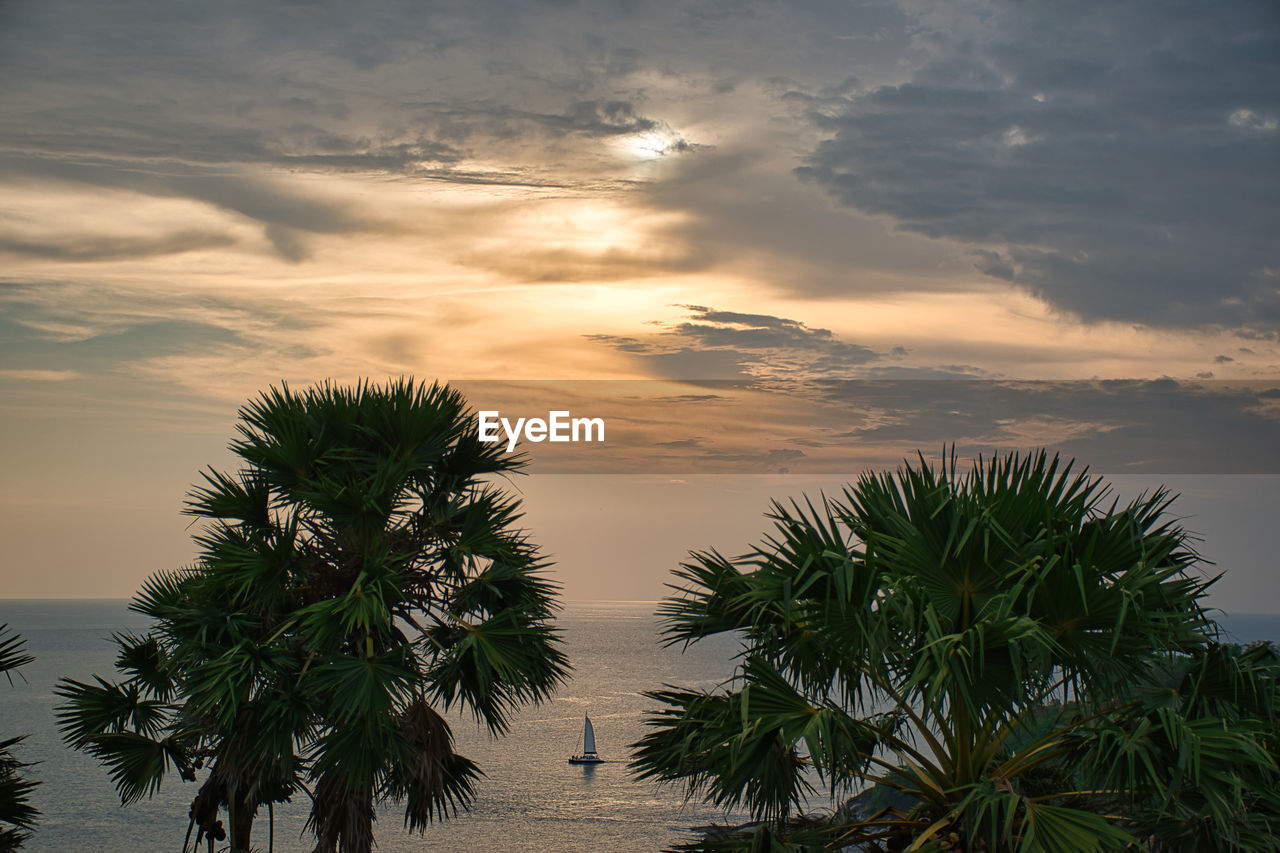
[634,450,1278,851]
[58,379,569,853]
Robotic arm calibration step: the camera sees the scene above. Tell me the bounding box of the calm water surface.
[0,600,748,853]
[2,601,1277,852]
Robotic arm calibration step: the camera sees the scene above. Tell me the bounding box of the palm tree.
[0,625,38,852]
[633,450,1278,851]
[58,379,569,853]
[1071,640,1280,850]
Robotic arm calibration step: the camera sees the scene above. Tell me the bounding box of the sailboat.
[568,714,604,764]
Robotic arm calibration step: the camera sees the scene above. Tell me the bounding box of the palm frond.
[0,627,33,683]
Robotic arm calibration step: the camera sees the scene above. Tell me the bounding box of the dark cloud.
[0,231,236,262]
[636,348,753,381]
[636,148,967,300]
[798,378,1280,474]
[1236,329,1280,342]
[794,0,1280,330]
[0,116,463,176]
[589,305,881,379]
[0,282,326,380]
[653,438,706,448]
[488,99,657,137]
[0,310,245,374]
[855,364,992,379]
[0,0,684,169]
[0,154,374,262]
[682,307,827,332]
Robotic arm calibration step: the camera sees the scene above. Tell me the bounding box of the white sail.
[569,713,602,763]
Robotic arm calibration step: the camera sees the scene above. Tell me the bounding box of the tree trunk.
[230,788,256,852]
[311,790,374,853]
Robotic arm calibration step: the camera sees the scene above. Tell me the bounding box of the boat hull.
[568,755,604,765]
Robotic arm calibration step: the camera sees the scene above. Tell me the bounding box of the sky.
[1,0,1278,611]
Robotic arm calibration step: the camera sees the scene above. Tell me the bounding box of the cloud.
[0,155,376,262]
[456,242,713,283]
[794,0,1280,330]
[588,304,881,380]
[0,281,334,400]
[634,145,969,301]
[589,305,1019,382]
[0,2,705,268]
[0,309,247,374]
[654,438,706,448]
[3,0,1278,393]
[0,230,237,262]
[0,369,84,382]
[0,0,927,278]
[451,99,659,138]
[797,378,1280,473]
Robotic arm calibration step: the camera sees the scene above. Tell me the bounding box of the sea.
[0,600,749,853]
[1,600,1277,853]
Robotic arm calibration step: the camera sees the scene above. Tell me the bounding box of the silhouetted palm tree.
[58,379,569,853]
[634,450,1280,851]
[0,625,38,852]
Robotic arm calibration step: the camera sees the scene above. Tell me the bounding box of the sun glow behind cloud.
[617,130,688,160]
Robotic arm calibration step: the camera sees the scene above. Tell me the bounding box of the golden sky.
[1,0,1278,607]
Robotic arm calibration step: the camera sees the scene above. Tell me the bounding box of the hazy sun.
[621,131,677,159]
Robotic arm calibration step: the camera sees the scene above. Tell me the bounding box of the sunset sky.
[1,1,1277,609]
